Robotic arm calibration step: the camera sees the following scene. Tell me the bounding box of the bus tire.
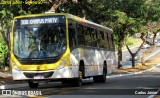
[28,81,39,88]
[79,60,85,78]
[61,79,70,85]
[93,62,107,83]
[93,76,99,83]
[72,71,82,87]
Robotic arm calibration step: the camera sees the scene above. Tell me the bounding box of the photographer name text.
[0,0,43,5]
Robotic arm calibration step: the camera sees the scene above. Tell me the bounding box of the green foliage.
[18,10,28,15]
[0,32,5,43]
[0,42,8,70]
[0,8,14,30]
[127,37,138,46]
[0,43,8,54]
[144,0,160,21]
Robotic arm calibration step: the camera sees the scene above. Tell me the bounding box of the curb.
[106,64,160,78]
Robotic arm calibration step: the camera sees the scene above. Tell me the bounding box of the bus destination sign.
[20,17,59,25]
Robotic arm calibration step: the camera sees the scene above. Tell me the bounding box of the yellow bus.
[10,13,117,88]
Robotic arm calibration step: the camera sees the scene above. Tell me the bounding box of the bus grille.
[23,72,54,78]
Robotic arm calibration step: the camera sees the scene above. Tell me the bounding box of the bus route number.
[21,20,29,25]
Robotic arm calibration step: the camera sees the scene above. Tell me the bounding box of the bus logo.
[37,66,40,70]
[2,90,11,95]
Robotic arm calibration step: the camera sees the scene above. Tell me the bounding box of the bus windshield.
[13,16,66,59]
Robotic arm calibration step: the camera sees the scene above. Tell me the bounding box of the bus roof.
[67,14,113,33]
[14,13,113,33]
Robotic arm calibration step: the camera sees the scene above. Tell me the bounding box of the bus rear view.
[11,14,71,88]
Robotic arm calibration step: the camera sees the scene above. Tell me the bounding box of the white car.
[157,41,160,46]
[129,55,140,61]
[141,44,150,49]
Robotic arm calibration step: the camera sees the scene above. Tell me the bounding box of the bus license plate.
[34,75,44,79]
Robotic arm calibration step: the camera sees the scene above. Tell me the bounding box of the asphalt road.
[1,65,160,98]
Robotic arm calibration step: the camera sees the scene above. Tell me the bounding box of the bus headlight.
[12,61,21,71]
[57,59,66,69]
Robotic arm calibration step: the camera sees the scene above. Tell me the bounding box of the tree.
[108,0,146,68]
[141,22,160,65]
[47,0,78,12]
[0,6,14,45]
[125,32,146,67]
[140,0,160,65]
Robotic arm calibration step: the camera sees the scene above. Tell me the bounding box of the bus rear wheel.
[28,81,39,88]
[93,62,107,83]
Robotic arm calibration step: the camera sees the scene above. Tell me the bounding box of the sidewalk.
[1,50,160,89]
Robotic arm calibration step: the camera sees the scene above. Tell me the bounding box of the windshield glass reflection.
[14,23,66,59]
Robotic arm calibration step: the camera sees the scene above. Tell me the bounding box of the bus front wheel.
[72,71,83,87]
[28,81,39,88]
[61,79,70,85]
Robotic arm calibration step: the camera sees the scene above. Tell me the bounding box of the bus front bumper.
[12,66,77,80]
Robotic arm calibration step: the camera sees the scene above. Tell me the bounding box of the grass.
[115,37,142,51]
[122,37,142,50]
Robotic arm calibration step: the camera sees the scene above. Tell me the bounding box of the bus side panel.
[85,48,116,76]
[106,51,117,74]
[70,47,117,77]
[83,48,103,77]
[70,48,80,78]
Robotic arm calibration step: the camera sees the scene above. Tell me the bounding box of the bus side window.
[109,34,114,50]
[77,24,85,46]
[108,33,112,50]
[97,31,100,48]
[95,30,99,47]
[104,32,109,50]
[99,31,105,48]
[111,34,115,50]
[69,27,76,48]
[85,27,92,46]
[91,29,97,47]
[106,33,110,50]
